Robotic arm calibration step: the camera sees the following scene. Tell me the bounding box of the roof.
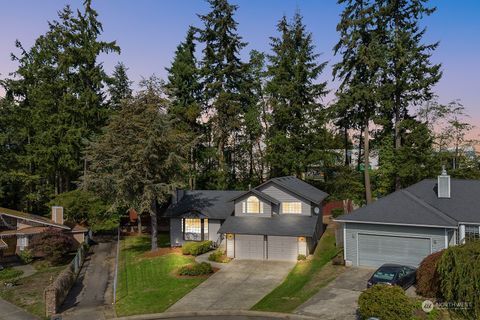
[164,190,245,220]
[265,176,329,204]
[336,179,480,227]
[0,227,49,237]
[0,207,70,230]
[218,214,320,237]
[230,189,280,205]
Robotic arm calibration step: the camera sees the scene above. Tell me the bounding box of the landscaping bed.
[251,227,341,313]
[115,234,211,316]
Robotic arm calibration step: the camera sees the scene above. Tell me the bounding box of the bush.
[208,250,230,263]
[358,284,414,320]
[437,240,480,319]
[331,207,345,218]
[18,249,34,264]
[182,241,213,256]
[297,254,307,261]
[0,267,24,280]
[416,250,444,297]
[332,254,344,265]
[178,262,214,276]
[31,227,75,265]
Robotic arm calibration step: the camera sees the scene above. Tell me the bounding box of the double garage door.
[358,234,431,267]
[235,235,298,261]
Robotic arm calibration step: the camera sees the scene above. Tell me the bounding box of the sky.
[0,0,479,136]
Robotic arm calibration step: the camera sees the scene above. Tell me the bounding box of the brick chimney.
[51,206,64,224]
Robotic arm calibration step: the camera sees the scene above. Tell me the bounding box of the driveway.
[295,267,374,320]
[0,298,38,320]
[60,241,115,320]
[167,260,295,312]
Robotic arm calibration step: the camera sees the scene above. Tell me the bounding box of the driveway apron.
[167,260,295,312]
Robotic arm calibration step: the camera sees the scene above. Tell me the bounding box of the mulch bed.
[142,247,182,258]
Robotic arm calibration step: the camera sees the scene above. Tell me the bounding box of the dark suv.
[367,264,416,290]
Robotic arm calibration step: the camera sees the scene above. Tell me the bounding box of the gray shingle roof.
[336,179,480,227]
[163,190,245,220]
[230,189,280,205]
[218,214,319,237]
[256,176,328,204]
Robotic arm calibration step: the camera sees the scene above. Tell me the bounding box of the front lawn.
[114,234,208,316]
[252,227,341,313]
[0,264,66,318]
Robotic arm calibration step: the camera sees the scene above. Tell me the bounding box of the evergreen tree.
[1,0,118,212]
[266,13,328,177]
[108,62,133,110]
[198,0,247,188]
[84,77,190,250]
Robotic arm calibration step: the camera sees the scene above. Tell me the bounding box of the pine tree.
[266,13,328,177]
[108,62,133,110]
[198,0,247,188]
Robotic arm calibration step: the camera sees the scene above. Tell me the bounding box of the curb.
[115,310,318,320]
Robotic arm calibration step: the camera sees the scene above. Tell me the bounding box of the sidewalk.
[0,298,38,320]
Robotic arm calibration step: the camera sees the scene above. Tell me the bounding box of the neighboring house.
[164,176,328,261]
[335,170,480,268]
[0,206,88,260]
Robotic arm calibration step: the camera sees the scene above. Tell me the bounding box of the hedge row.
[178,262,214,276]
[182,240,213,256]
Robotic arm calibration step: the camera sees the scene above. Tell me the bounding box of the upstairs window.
[282,202,302,214]
[243,196,263,214]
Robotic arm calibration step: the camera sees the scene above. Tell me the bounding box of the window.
[244,196,263,214]
[183,218,208,241]
[18,236,28,250]
[282,202,302,214]
[465,224,480,242]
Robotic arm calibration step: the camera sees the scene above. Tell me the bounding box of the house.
[0,206,88,260]
[164,176,328,261]
[335,169,480,268]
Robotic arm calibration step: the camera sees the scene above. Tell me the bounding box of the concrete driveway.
[295,267,374,320]
[167,260,295,312]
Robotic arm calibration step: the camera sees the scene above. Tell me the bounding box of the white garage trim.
[356,232,432,267]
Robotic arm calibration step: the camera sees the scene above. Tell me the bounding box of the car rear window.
[372,269,396,281]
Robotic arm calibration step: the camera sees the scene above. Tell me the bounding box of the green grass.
[0,267,24,280]
[252,228,341,313]
[115,234,208,316]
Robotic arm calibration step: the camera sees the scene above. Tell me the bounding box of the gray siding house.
[163,176,328,261]
[335,170,480,268]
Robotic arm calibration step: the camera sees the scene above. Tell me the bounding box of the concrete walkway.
[12,264,36,279]
[295,267,373,320]
[0,298,38,320]
[167,260,294,312]
[60,241,115,320]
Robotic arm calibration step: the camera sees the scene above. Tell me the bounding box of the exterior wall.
[234,195,272,217]
[344,223,451,267]
[208,219,222,244]
[170,218,184,247]
[226,234,235,258]
[72,232,85,244]
[258,182,311,216]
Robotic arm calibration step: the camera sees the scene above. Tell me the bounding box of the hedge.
[416,250,444,298]
[182,240,213,256]
[208,250,230,263]
[358,284,414,320]
[178,262,214,276]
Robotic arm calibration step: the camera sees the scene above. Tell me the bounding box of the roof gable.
[231,189,280,205]
[0,207,70,230]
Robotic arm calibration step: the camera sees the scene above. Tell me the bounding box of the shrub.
[437,240,480,319]
[416,250,444,297]
[18,249,34,264]
[358,284,414,320]
[297,254,307,261]
[0,267,24,280]
[332,254,344,265]
[178,262,214,276]
[208,250,230,263]
[31,227,75,265]
[331,207,345,218]
[182,241,213,256]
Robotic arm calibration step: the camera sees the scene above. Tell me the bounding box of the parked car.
[367,264,416,290]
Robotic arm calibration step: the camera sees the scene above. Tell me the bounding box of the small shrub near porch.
[182,240,212,256]
[208,250,231,263]
[178,262,213,276]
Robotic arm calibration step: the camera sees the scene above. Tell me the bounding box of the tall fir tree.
[198,0,247,189]
[108,62,133,110]
[1,0,119,213]
[265,13,329,178]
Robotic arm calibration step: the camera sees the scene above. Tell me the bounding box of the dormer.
[232,189,279,217]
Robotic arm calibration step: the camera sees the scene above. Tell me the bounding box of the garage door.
[268,236,298,261]
[358,234,431,267]
[236,235,264,260]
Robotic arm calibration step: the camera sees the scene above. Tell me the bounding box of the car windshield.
[372,268,397,281]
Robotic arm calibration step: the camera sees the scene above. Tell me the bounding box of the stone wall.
[44,242,89,317]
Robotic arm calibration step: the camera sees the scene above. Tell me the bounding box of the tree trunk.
[394,108,402,190]
[357,126,364,171]
[344,125,349,166]
[150,200,158,251]
[137,214,142,235]
[364,123,373,204]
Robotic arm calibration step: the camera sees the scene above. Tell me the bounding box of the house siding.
[258,182,311,215]
[345,222,450,267]
[234,195,272,217]
[208,219,222,244]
